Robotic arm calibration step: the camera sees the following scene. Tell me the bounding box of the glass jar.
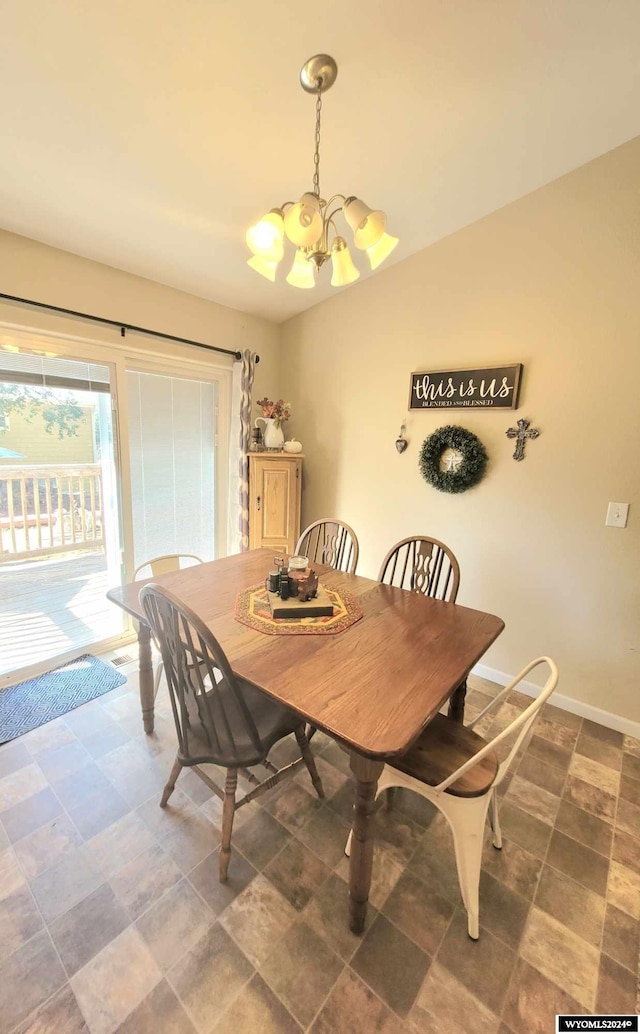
[289,555,308,571]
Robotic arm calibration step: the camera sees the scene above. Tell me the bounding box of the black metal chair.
[295,518,359,574]
[140,583,324,882]
[378,535,460,602]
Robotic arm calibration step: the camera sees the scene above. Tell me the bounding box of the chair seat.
[389,713,498,797]
[181,674,301,768]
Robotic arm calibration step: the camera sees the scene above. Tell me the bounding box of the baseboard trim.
[471,663,640,740]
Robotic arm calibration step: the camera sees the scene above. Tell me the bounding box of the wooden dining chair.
[134,554,204,697]
[346,657,558,940]
[378,535,460,602]
[140,583,325,882]
[295,519,359,574]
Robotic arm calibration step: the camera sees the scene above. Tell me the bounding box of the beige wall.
[0,229,280,402]
[280,137,640,723]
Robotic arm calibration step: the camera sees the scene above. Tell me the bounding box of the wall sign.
[409,364,523,411]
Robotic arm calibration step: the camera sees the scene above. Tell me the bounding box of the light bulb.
[246,210,284,261]
[330,238,360,287]
[366,232,399,270]
[247,255,278,281]
[286,249,316,289]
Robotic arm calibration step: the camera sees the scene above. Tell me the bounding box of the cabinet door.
[249,457,301,553]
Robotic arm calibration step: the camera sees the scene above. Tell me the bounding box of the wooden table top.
[107,548,504,759]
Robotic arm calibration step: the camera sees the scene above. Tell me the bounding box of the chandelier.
[246,55,399,289]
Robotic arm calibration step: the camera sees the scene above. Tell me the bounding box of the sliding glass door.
[0,343,126,684]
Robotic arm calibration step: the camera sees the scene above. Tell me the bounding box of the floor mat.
[0,653,127,744]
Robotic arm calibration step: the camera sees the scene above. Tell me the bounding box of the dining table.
[106,547,504,933]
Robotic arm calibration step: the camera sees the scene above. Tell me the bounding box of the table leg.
[448,677,467,723]
[136,621,155,734]
[348,752,384,934]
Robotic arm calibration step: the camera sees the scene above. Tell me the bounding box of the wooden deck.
[0,551,126,679]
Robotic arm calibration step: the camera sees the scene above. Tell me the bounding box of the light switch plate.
[606,502,629,528]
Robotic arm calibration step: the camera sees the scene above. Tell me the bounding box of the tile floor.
[0,667,639,1033]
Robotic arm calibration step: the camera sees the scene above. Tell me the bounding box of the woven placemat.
[234,582,363,636]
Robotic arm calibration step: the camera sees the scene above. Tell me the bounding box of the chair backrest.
[378,536,460,602]
[140,583,265,767]
[437,657,559,793]
[295,519,359,574]
[134,553,203,580]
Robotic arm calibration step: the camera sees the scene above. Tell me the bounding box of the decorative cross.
[505,418,540,461]
[442,448,462,473]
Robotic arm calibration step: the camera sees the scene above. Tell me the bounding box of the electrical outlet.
[606,502,629,528]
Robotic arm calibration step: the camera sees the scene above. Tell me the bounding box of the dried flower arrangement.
[256,397,291,428]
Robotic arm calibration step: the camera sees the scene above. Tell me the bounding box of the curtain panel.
[236,349,256,552]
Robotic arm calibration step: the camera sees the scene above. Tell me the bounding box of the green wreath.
[419,425,488,494]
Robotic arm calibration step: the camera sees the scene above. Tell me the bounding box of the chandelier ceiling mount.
[299,53,338,94]
[246,54,398,290]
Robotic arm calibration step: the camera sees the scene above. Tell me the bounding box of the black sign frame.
[409,364,523,411]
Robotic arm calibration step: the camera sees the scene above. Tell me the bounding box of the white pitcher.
[255,416,284,450]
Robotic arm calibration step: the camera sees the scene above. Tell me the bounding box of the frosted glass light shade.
[366,232,399,270]
[343,197,386,250]
[286,249,316,289]
[331,238,360,287]
[247,255,278,281]
[246,210,284,261]
[284,193,323,247]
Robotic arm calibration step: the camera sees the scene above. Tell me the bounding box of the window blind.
[0,351,111,392]
[126,370,217,567]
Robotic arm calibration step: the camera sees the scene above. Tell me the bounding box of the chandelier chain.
[313,82,322,198]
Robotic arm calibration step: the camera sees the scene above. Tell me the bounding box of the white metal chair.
[134,553,204,580]
[134,554,204,698]
[346,657,558,940]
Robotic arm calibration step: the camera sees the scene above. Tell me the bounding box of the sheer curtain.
[227,349,256,554]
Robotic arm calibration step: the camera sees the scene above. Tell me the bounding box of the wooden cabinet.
[248,453,302,555]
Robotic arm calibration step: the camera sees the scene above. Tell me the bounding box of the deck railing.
[0,464,104,562]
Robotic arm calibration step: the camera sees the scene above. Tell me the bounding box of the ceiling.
[1,1,640,324]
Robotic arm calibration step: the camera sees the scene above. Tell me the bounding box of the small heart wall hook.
[395,421,408,454]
